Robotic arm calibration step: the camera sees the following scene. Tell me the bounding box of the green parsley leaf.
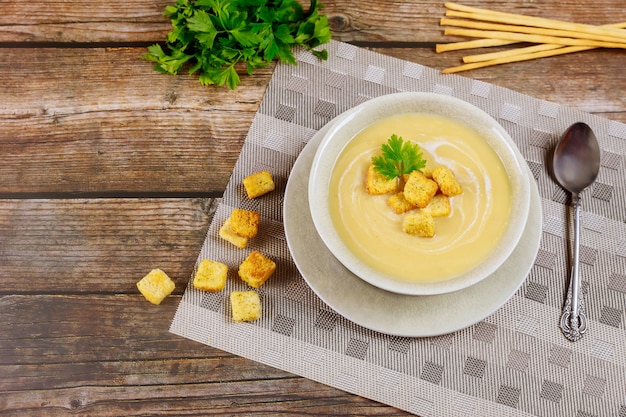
[142,0,332,90]
[186,10,215,33]
[371,134,427,180]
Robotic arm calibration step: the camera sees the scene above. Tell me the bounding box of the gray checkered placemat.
[171,40,626,416]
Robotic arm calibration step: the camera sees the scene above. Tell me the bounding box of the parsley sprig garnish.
[371,134,427,180]
[143,0,332,89]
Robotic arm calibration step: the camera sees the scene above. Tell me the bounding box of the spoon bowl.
[553,122,601,194]
[552,122,600,342]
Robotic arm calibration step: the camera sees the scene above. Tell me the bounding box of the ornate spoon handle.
[560,193,587,341]
[560,280,587,341]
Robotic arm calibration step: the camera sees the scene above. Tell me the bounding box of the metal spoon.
[552,122,600,341]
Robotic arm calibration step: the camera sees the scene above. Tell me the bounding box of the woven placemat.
[171,40,626,416]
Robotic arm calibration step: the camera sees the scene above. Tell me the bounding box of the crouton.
[402,211,435,238]
[422,193,451,217]
[219,218,248,249]
[230,208,260,238]
[136,269,175,305]
[230,291,262,322]
[432,166,462,196]
[193,259,228,292]
[365,165,399,195]
[387,192,416,214]
[238,251,276,288]
[243,170,275,199]
[403,171,438,208]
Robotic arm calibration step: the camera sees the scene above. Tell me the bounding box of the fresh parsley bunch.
[372,134,427,180]
[143,0,332,89]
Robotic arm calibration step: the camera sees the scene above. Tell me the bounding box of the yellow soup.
[328,113,512,283]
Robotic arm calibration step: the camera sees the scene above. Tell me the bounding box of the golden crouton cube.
[402,211,435,238]
[403,171,438,208]
[432,165,462,196]
[193,259,228,292]
[402,168,430,184]
[243,170,275,199]
[219,218,248,249]
[387,192,416,214]
[238,251,276,288]
[230,208,260,238]
[422,194,451,217]
[136,269,175,305]
[230,291,262,322]
[365,165,399,195]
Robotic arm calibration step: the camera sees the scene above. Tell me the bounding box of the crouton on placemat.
[243,171,275,199]
[238,251,276,288]
[230,291,262,322]
[193,259,228,292]
[219,218,249,248]
[230,208,260,238]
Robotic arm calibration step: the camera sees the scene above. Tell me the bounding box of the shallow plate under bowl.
[285,117,542,337]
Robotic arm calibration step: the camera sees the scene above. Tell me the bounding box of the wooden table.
[2,1,624,414]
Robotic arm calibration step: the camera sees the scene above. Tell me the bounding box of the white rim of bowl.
[308,92,531,295]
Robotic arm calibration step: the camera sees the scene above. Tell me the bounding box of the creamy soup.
[328,113,512,283]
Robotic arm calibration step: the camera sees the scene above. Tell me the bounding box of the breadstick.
[435,38,517,53]
[438,4,626,73]
[442,45,595,74]
[461,22,626,63]
[444,2,626,41]
[441,17,626,44]
[463,44,564,63]
[444,28,626,49]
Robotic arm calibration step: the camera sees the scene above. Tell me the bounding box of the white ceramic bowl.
[308,92,530,295]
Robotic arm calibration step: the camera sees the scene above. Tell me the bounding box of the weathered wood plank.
[2,380,411,416]
[1,47,623,195]
[1,0,624,43]
[1,1,168,42]
[1,47,269,117]
[0,47,267,194]
[0,198,217,292]
[0,294,411,416]
[0,294,255,367]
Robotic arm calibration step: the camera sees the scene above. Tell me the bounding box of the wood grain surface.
[1,0,624,415]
